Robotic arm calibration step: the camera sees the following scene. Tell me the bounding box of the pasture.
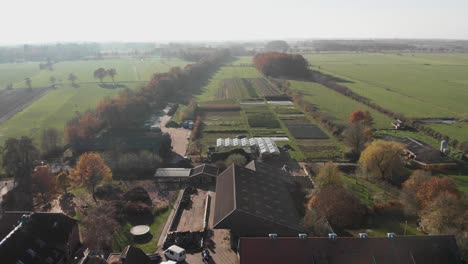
[288,80,393,129]
[304,53,468,141]
[0,58,189,145]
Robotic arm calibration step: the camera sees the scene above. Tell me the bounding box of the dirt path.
[160,115,191,157]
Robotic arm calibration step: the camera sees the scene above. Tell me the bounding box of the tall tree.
[349,110,373,126]
[24,77,32,89]
[70,152,112,202]
[308,186,367,229]
[40,128,62,155]
[359,140,406,185]
[416,177,460,208]
[32,165,56,203]
[1,137,39,209]
[68,73,78,86]
[315,161,342,190]
[400,170,432,215]
[344,122,373,160]
[107,68,117,84]
[93,68,107,83]
[81,202,120,250]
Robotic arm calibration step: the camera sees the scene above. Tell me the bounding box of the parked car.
[164,245,186,262]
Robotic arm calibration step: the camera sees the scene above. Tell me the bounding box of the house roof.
[213,162,302,236]
[190,164,220,177]
[0,212,79,264]
[154,168,192,178]
[239,235,461,264]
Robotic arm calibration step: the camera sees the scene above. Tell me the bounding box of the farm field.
[0,58,189,145]
[304,53,468,140]
[195,59,261,102]
[0,88,50,124]
[288,80,393,129]
[427,122,468,142]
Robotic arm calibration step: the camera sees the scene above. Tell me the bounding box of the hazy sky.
[1,0,468,44]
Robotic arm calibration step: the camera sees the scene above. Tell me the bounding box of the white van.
[164,245,186,262]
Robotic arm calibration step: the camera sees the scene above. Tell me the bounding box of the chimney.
[359,233,368,238]
[387,232,396,238]
[269,233,277,239]
[298,234,307,239]
[328,233,337,239]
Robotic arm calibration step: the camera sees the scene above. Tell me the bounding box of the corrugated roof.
[239,235,461,264]
[213,162,302,236]
[154,168,192,177]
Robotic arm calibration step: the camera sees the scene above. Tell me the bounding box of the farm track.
[0,87,51,125]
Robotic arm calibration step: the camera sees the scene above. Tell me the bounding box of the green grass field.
[0,58,188,145]
[305,53,468,143]
[288,80,393,129]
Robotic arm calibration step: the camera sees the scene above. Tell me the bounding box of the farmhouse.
[383,135,458,170]
[238,235,461,264]
[213,161,303,237]
[0,212,81,264]
[154,164,220,183]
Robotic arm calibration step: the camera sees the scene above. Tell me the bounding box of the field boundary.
[0,87,51,125]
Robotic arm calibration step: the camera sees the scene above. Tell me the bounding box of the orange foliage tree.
[349,110,373,126]
[416,177,460,208]
[307,186,367,229]
[32,165,56,202]
[70,152,112,202]
[253,52,308,77]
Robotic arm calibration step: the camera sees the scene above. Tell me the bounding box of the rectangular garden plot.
[281,117,329,139]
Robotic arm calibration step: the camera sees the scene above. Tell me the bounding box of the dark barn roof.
[190,164,220,177]
[213,162,302,237]
[239,235,461,264]
[0,212,79,264]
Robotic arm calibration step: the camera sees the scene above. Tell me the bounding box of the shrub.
[125,201,152,216]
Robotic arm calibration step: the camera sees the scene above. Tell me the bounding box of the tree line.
[65,50,230,147]
[253,52,309,78]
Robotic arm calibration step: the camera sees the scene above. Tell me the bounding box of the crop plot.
[281,116,329,139]
[0,88,50,124]
[298,139,342,160]
[244,106,281,128]
[248,78,282,97]
[216,78,257,100]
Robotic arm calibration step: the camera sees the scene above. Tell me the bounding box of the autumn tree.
[253,52,308,77]
[343,122,373,160]
[70,152,112,202]
[416,177,460,208]
[303,208,331,236]
[400,170,432,215]
[40,128,62,156]
[307,186,367,229]
[419,193,468,260]
[32,165,56,202]
[56,171,71,194]
[93,68,107,83]
[359,140,406,185]
[225,153,247,166]
[315,161,342,190]
[81,202,120,250]
[349,110,373,126]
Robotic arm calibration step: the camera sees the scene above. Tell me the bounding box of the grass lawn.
[304,53,468,141]
[342,175,398,207]
[0,58,189,146]
[288,80,393,129]
[113,207,171,253]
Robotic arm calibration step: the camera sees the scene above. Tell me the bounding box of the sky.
[1,0,468,44]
